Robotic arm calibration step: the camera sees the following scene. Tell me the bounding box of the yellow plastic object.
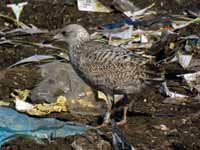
[27,96,69,116]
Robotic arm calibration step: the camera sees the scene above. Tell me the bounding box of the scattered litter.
[172,16,200,30]
[140,34,148,43]
[160,82,188,98]
[2,86,99,116]
[9,89,33,111]
[0,13,25,27]
[0,107,87,148]
[0,1,199,148]
[104,25,133,39]
[0,39,66,52]
[177,71,200,92]
[111,120,135,150]
[153,124,170,131]
[15,97,34,112]
[12,89,30,101]
[77,0,112,13]
[177,52,193,69]
[124,3,155,18]
[5,24,48,34]
[7,2,28,22]
[0,39,12,45]
[11,89,34,111]
[11,89,69,115]
[27,96,69,116]
[112,0,138,13]
[99,18,141,30]
[0,101,10,107]
[180,35,200,40]
[8,55,56,68]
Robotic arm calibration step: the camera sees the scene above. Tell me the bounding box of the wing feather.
[77,41,164,93]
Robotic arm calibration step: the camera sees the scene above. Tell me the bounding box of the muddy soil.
[0,0,200,150]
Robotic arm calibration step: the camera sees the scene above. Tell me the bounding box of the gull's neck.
[69,36,90,65]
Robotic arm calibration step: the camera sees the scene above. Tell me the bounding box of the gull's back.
[71,40,164,95]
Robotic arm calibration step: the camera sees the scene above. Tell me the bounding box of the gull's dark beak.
[52,33,64,41]
[42,33,63,44]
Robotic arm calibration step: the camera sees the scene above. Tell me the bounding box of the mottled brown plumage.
[53,24,164,125]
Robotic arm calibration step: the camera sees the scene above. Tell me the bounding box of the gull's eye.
[61,31,67,36]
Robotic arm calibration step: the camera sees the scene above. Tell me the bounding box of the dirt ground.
[0,0,200,150]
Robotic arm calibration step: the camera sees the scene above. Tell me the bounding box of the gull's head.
[53,24,90,47]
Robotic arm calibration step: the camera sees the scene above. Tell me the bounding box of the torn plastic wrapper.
[172,16,200,30]
[99,18,141,30]
[77,0,112,13]
[8,55,55,69]
[14,96,69,116]
[10,89,99,116]
[111,120,135,150]
[15,98,34,112]
[160,82,188,98]
[177,71,200,92]
[123,3,155,18]
[5,24,48,35]
[104,25,133,39]
[0,107,88,148]
[177,52,193,69]
[112,0,138,13]
[7,2,28,22]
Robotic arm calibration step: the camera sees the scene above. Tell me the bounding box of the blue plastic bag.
[0,107,87,149]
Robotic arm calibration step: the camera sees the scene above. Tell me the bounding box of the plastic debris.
[0,101,10,107]
[177,71,200,92]
[153,124,169,131]
[0,107,87,148]
[0,13,25,27]
[77,0,112,13]
[140,34,148,43]
[112,1,155,19]
[160,82,188,98]
[8,55,55,68]
[111,120,135,150]
[9,89,68,115]
[12,90,69,116]
[124,3,155,18]
[27,96,69,116]
[177,52,193,69]
[0,2,199,149]
[1,86,99,117]
[112,0,138,13]
[5,24,48,34]
[10,89,34,112]
[104,25,133,39]
[15,98,34,112]
[7,2,28,22]
[9,88,98,116]
[99,18,141,30]
[172,16,200,30]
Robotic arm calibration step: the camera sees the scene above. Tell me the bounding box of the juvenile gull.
[53,24,164,125]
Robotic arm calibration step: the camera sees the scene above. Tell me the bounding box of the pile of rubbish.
[0,0,199,149]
